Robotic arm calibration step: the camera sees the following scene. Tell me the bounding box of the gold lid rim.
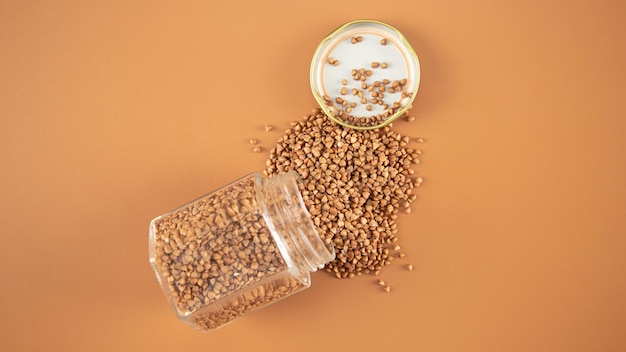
[309,20,420,130]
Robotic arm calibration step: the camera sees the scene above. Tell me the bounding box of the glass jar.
[149,171,335,331]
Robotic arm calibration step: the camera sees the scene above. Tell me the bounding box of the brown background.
[1,1,625,351]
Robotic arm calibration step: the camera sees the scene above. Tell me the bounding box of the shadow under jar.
[149,171,335,331]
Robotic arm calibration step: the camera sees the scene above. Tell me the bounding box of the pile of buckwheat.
[263,109,421,278]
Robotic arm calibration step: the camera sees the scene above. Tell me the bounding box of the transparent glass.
[149,171,335,331]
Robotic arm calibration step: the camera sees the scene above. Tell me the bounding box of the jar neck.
[255,171,335,277]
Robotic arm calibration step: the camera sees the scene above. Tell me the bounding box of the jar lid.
[310,20,420,130]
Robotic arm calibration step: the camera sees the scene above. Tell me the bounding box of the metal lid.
[310,20,420,130]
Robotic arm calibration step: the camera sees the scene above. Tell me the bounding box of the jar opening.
[255,171,335,276]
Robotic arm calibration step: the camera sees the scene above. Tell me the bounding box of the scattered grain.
[264,109,419,278]
[351,36,363,44]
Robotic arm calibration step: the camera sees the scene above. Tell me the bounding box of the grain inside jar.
[149,172,333,330]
